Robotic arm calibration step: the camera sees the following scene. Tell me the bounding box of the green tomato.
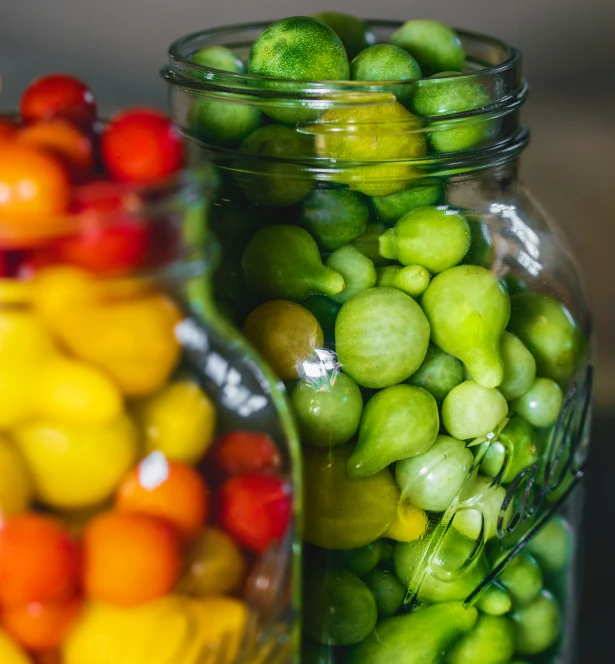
[406,343,464,402]
[329,541,383,576]
[364,568,406,617]
[463,216,495,269]
[442,381,508,441]
[453,475,508,541]
[291,372,363,448]
[335,287,430,389]
[511,378,563,429]
[312,12,376,60]
[498,332,537,401]
[303,443,399,550]
[346,601,478,664]
[413,72,494,152]
[476,581,513,616]
[304,569,377,645]
[395,435,472,512]
[369,182,443,225]
[508,293,583,387]
[498,553,543,608]
[376,265,431,298]
[248,16,350,124]
[421,265,510,388]
[241,225,344,300]
[526,516,573,575]
[350,44,422,104]
[480,415,539,483]
[351,222,395,266]
[447,614,515,664]
[188,98,262,147]
[191,45,244,72]
[348,384,439,479]
[512,590,561,656]
[379,206,471,273]
[326,246,377,304]
[390,20,465,76]
[237,125,314,207]
[300,189,369,251]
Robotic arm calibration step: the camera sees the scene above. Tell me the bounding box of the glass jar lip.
[166,18,521,92]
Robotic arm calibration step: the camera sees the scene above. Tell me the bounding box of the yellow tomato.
[36,356,123,426]
[0,627,30,664]
[0,364,35,428]
[14,414,139,510]
[64,596,248,664]
[176,528,246,596]
[385,499,428,542]
[133,381,216,465]
[0,435,33,518]
[0,309,56,364]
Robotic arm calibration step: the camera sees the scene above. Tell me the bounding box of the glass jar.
[164,20,592,664]
[0,165,300,664]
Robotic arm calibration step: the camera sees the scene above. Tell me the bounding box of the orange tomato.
[0,144,70,217]
[17,118,94,175]
[116,457,209,540]
[0,514,80,607]
[2,596,82,652]
[83,511,181,607]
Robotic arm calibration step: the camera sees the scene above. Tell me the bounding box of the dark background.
[1,1,614,660]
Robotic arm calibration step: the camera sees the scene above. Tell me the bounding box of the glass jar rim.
[165,19,522,94]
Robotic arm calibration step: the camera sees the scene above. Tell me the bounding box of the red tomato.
[214,432,282,476]
[2,596,82,652]
[101,108,184,183]
[0,514,80,607]
[57,222,150,274]
[20,74,97,126]
[0,118,17,144]
[72,180,141,214]
[0,144,71,217]
[218,474,291,553]
[17,118,94,176]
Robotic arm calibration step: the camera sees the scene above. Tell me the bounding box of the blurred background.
[1,0,614,659]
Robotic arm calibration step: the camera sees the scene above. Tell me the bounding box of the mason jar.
[163,20,592,664]
[0,163,299,664]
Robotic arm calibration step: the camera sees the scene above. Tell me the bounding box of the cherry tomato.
[214,431,282,476]
[72,180,142,214]
[17,118,94,176]
[0,144,70,217]
[0,118,17,144]
[101,108,184,183]
[0,514,80,607]
[20,74,96,126]
[57,222,150,274]
[218,474,291,553]
[2,596,82,652]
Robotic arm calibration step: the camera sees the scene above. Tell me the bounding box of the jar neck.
[163,20,529,176]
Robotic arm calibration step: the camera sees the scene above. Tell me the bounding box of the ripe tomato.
[20,74,96,126]
[0,118,17,144]
[218,474,291,553]
[17,118,94,176]
[0,514,80,607]
[214,431,282,476]
[2,596,82,652]
[101,108,184,183]
[0,144,70,217]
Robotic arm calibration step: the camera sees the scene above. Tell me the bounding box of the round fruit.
[83,511,181,607]
[20,74,97,125]
[176,528,247,596]
[116,456,210,540]
[2,596,82,652]
[0,435,33,518]
[101,108,184,183]
[17,118,94,175]
[133,381,216,465]
[191,45,245,72]
[213,431,281,476]
[14,414,138,510]
[0,514,79,607]
[312,11,376,60]
[0,119,17,144]
[219,474,291,553]
[0,143,70,217]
